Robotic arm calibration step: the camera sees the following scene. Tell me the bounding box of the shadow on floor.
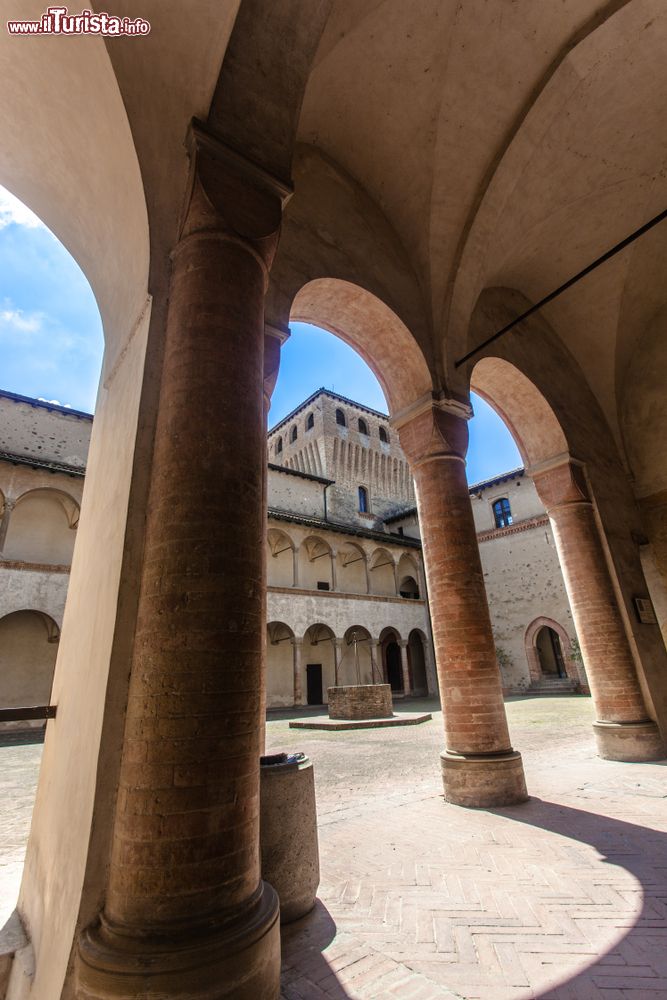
[280,899,348,999]
[490,789,667,998]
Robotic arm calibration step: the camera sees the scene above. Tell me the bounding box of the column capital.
[175,118,293,278]
[292,637,304,648]
[398,639,409,649]
[264,322,290,409]
[393,400,470,469]
[530,457,591,513]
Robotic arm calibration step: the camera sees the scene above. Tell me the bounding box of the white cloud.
[0,307,42,334]
[0,187,45,230]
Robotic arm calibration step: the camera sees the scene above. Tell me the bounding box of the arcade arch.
[267,527,296,588]
[0,609,59,726]
[302,623,337,705]
[4,489,80,565]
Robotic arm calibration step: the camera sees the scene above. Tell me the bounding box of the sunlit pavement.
[3,698,667,999]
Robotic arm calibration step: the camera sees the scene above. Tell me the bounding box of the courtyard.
[3,696,667,999]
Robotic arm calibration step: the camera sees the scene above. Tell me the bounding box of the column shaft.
[77,123,287,999]
[398,640,411,694]
[398,402,527,806]
[0,497,16,554]
[533,460,664,761]
[293,640,303,706]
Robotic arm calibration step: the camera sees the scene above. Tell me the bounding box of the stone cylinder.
[260,753,320,924]
[328,683,393,719]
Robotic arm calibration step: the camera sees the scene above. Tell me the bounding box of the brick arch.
[524,616,575,684]
[290,278,433,415]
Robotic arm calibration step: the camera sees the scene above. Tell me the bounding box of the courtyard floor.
[3,696,667,999]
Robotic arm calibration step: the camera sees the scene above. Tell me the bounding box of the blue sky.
[0,185,521,481]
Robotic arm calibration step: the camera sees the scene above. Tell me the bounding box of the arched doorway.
[535,625,567,678]
[379,628,403,692]
[408,630,429,696]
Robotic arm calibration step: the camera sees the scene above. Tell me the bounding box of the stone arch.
[408,628,429,696]
[368,547,397,596]
[397,553,420,599]
[0,609,60,728]
[290,278,433,415]
[524,616,577,686]
[302,623,337,703]
[341,625,375,686]
[266,528,296,588]
[266,621,295,709]
[379,626,403,692]
[298,535,334,592]
[5,488,81,565]
[336,541,368,596]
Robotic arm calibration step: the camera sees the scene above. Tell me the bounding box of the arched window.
[335,408,346,427]
[493,497,512,528]
[379,426,389,443]
[358,417,369,435]
[289,425,298,443]
[358,486,369,513]
[306,412,314,430]
[275,437,283,454]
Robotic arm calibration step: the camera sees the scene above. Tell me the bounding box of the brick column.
[293,639,304,706]
[0,496,16,554]
[396,399,527,806]
[76,121,291,998]
[398,640,411,694]
[532,459,664,762]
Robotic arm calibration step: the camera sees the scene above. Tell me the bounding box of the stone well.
[327,683,393,720]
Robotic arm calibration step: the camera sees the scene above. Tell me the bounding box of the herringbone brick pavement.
[270,698,667,999]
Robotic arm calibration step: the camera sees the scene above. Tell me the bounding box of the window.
[379,426,389,444]
[306,412,314,430]
[358,417,369,435]
[493,497,512,528]
[335,408,346,427]
[289,425,298,443]
[316,581,330,591]
[276,437,282,454]
[358,486,369,513]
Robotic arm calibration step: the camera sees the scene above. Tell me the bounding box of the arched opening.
[335,408,346,427]
[341,626,375,686]
[358,485,369,513]
[399,576,420,600]
[306,412,314,430]
[266,621,295,708]
[380,627,403,692]
[358,418,369,435]
[536,626,566,678]
[335,541,368,595]
[266,528,296,588]
[302,624,337,705]
[289,424,298,443]
[0,610,59,731]
[298,535,334,591]
[379,426,389,444]
[408,629,429,696]
[397,553,420,599]
[4,489,79,565]
[368,547,396,596]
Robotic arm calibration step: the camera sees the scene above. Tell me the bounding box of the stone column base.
[76,881,280,999]
[441,749,528,807]
[593,720,665,762]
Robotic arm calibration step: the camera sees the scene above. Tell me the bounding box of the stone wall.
[0,391,91,467]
